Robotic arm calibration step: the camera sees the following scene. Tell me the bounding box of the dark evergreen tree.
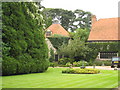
[2,2,49,76]
[42,8,92,32]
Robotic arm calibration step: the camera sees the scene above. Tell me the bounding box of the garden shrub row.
[89,60,111,66]
[62,68,100,74]
[50,60,111,68]
[2,2,49,76]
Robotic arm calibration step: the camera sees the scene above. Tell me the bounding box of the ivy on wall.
[87,41,120,59]
[48,37,70,49]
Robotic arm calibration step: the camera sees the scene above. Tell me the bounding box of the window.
[46,31,52,37]
[100,52,118,59]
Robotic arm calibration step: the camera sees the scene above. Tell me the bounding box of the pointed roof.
[88,17,120,41]
[47,23,69,37]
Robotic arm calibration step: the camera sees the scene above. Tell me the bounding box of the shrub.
[73,61,88,67]
[103,61,111,66]
[62,68,100,74]
[65,62,71,67]
[58,58,70,65]
[88,60,112,66]
[50,62,58,67]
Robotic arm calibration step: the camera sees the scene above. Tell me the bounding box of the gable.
[46,24,69,37]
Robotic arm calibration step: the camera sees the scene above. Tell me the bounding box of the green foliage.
[42,8,75,31]
[87,42,120,62]
[42,14,52,29]
[88,42,119,52]
[70,28,89,42]
[2,56,18,75]
[48,37,69,49]
[42,8,92,32]
[62,68,100,74]
[58,57,71,65]
[58,39,91,62]
[73,9,92,30]
[2,2,49,76]
[52,34,69,37]
[50,62,58,67]
[59,61,88,67]
[58,28,91,63]
[49,48,54,62]
[73,61,88,67]
[88,60,111,66]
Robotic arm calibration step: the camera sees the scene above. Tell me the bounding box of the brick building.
[88,15,120,60]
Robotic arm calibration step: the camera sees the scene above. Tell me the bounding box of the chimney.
[92,15,97,26]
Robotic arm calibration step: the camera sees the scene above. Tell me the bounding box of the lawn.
[2,67,118,88]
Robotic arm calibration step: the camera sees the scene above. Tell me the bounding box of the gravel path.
[53,66,118,70]
[86,66,115,70]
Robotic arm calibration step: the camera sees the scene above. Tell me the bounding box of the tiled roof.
[88,17,120,41]
[47,24,69,36]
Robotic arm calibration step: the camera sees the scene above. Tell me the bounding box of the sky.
[41,0,119,20]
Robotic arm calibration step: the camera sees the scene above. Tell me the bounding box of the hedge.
[62,68,100,74]
[2,2,49,76]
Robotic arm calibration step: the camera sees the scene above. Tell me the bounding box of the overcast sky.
[41,0,119,20]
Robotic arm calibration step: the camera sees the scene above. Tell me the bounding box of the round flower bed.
[62,68,100,74]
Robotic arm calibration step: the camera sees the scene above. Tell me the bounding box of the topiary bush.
[2,2,49,76]
[62,68,100,74]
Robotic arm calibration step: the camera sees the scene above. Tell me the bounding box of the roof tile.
[88,17,120,41]
[47,24,69,36]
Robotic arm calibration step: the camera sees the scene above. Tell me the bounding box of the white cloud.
[41,0,119,19]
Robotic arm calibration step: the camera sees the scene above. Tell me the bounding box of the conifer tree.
[2,2,49,75]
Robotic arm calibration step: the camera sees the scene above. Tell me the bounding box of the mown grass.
[2,67,118,88]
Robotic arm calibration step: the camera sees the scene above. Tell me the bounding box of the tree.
[70,28,89,42]
[42,8,75,31]
[73,9,92,30]
[58,28,91,64]
[2,2,49,75]
[58,39,91,64]
[42,8,92,32]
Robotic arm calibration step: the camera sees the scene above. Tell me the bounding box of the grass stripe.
[2,68,118,88]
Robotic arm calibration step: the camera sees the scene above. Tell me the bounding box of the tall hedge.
[2,2,49,76]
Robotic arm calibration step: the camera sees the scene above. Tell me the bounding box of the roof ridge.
[98,17,120,21]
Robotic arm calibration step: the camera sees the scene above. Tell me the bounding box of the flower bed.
[62,68,100,74]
